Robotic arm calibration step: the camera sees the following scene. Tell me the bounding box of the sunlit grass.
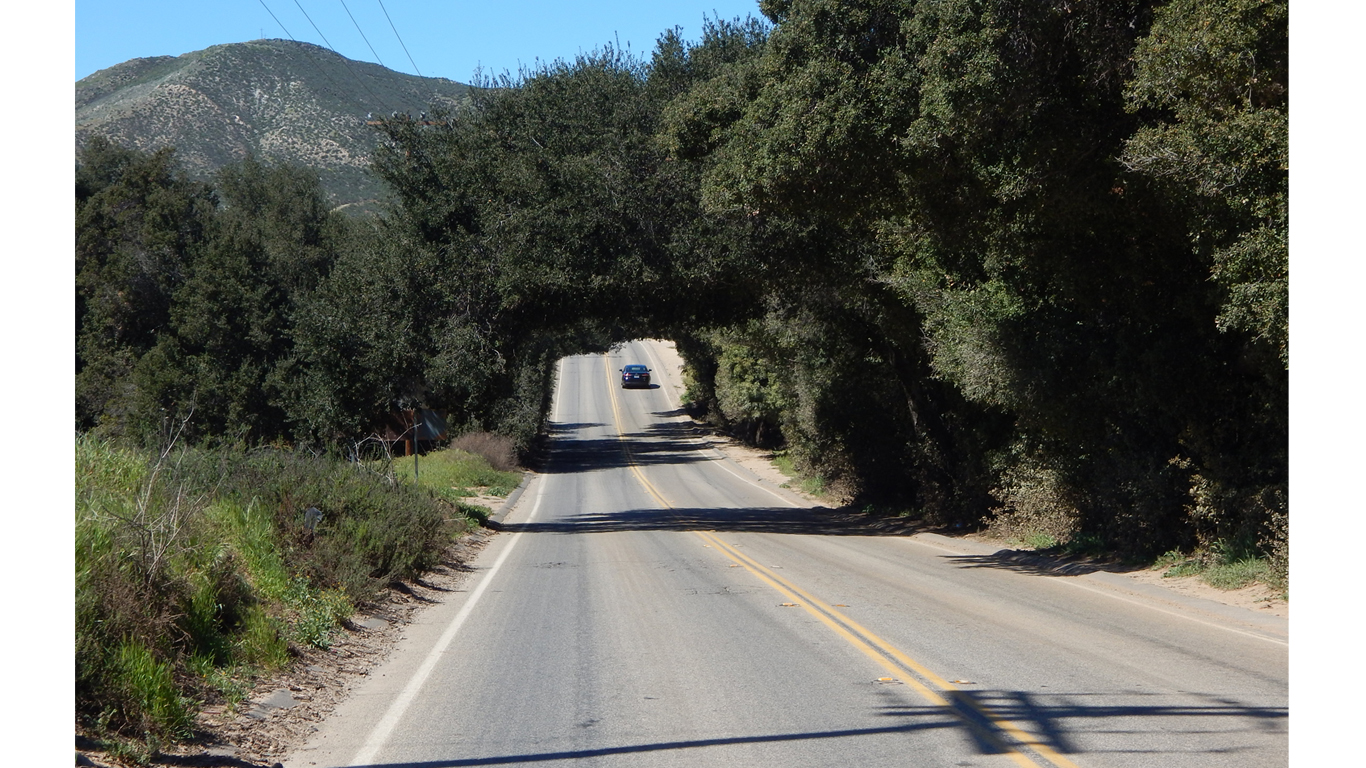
[1152,543,1281,595]
[390,447,523,499]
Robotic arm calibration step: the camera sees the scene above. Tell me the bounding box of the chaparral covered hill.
[76,38,472,212]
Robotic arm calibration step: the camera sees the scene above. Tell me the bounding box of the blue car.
[620,364,651,389]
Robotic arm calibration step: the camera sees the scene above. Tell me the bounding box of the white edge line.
[637,340,681,411]
[902,536,1288,647]
[1057,575,1289,647]
[903,534,977,555]
[348,471,548,766]
[704,450,801,509]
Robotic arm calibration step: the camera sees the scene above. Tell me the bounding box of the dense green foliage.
[75,435,482,744]
[74,138,556,451]
[666,1,1285,563]
[77,2,1286,567]
[653,0,1288,563]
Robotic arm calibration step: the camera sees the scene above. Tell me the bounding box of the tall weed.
[111,640,195,741]
[210,498,290,601]
[1154,536,1281,593]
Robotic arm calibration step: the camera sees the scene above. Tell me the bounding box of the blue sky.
[76,1,766,83]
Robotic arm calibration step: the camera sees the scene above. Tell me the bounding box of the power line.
[376,0,422,77]
[289,0,396,112]
[258,0,400,116]
[257,0,299,40]
[257,0,351,102]
[339,0,386,69]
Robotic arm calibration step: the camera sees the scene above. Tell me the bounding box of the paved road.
[287,340,1288,768]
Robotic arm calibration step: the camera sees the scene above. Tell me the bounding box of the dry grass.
[450,432,520,472]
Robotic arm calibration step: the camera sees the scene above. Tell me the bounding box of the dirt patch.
[1125,567,1287,618]
[76,530,496,768]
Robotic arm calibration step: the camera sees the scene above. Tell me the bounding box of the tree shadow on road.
[346,687,1286,767]
[536,420,714,475]
[940,548,1146,577]
[497,504,924,536]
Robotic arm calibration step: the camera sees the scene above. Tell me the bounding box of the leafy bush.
[985,445,1084,547]
[212,447,465,600]
[1262,507,1288,593]
[284,579,352,650]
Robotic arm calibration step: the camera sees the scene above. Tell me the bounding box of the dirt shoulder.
[1121,567,1287,618]
[702,434,1287,620]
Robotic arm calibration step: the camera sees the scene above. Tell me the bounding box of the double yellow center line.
[602,353,1080,768]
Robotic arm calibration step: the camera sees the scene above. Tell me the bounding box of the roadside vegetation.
[382,433,524,516]
[75,432,514,760]
[770,451,828,500]
[1152,515,1289,598]
[991,525,1286,598]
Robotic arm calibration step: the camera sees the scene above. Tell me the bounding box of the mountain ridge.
[76,39,473,212]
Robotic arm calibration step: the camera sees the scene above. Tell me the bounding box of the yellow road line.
[601,353,1079,768]
[698,532,1082,768]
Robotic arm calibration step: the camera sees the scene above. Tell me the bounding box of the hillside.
[75,39,472,212]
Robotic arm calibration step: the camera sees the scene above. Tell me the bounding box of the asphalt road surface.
[287,340,1288,768]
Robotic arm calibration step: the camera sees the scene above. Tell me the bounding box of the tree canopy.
[76,1,1286,559]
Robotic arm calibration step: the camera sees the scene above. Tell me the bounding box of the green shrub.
[112,640,195,741]
[1020,533,1058,550]
[236,605,289,670]
[214,447,466,601]
[985,444,1084,546]
[284,577,351,649]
